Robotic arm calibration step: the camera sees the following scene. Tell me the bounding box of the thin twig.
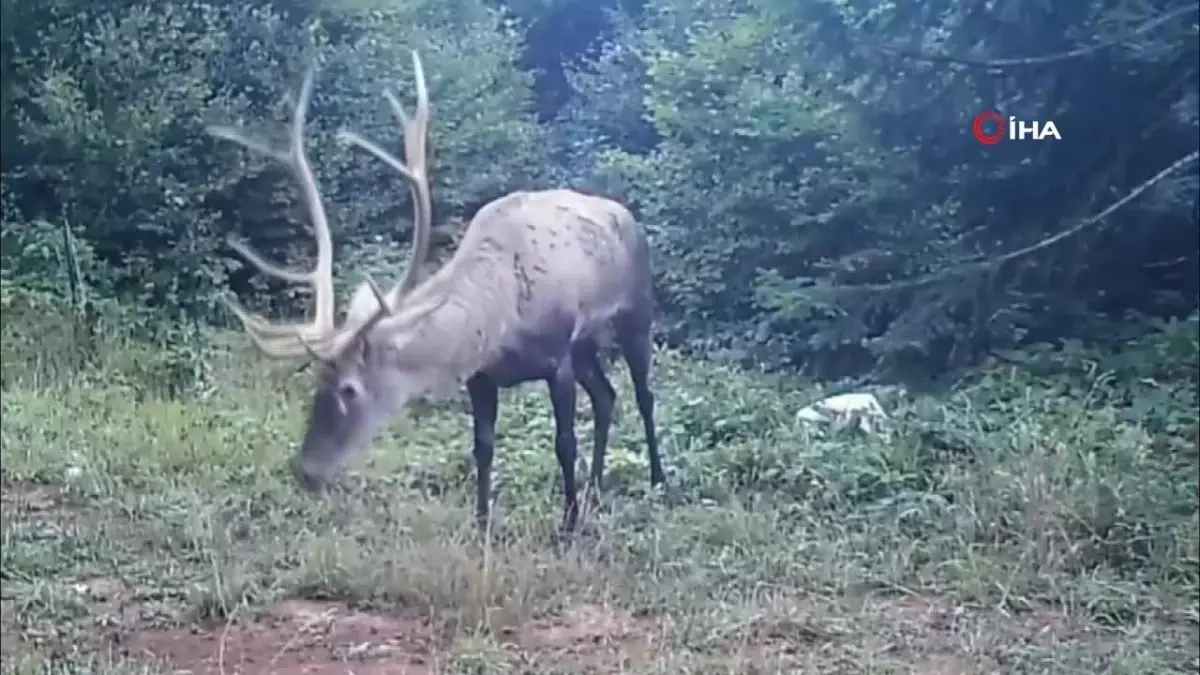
[217,597,245,675]
[267,605,337,671]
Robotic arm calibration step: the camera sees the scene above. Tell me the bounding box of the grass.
[1,300,1197,674]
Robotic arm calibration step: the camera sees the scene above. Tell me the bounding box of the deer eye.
[338,382,361,402]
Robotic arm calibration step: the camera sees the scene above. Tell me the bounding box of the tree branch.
[862,5,1196,71]
[842,150,1200,293]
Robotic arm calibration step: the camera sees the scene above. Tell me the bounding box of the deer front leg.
[466,375,499,534]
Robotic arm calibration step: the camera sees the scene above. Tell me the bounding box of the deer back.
[451,189,648,332]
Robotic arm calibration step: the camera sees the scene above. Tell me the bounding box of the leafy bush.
[591,6,918,370]
[1,0,553,321]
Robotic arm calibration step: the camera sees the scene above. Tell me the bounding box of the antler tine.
[287,68,336,333]
[219,295,329,359]
[338,49,434,312]
[208,67,338,360]
[388,50,432,300]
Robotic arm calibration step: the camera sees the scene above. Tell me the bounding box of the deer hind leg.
[614,309,664,487]
[571,338,617,494]
[547,357,582,535]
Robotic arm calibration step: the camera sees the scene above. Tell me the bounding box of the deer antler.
[208,69,337,360]
[338,50,434,314]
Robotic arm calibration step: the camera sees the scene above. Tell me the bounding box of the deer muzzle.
[293,455,332,494]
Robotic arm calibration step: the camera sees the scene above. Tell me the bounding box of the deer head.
[209,51,434,490]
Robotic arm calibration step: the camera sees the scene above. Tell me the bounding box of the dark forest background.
[2,0,1197,386]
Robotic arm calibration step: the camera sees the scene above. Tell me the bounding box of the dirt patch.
[70,575,146,629]
[123,600,671,674]
[504,602,660,670]
[911,652,981,675]
[33,582,1131,674]
[74,576,129,604]
[885,594,987,673]
[887,592,1097,645]
[888,593,970,632]
[0,596,680,674]
[122,600,444,674]
[0,479,98,536]
[865,591,1111,673]
[0,480,63,520]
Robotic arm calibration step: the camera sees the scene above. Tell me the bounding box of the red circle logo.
[972,111,1006,145]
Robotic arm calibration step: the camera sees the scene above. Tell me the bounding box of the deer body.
[209,53,662,535]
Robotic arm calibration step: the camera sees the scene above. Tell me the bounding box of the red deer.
[208,52,663,534]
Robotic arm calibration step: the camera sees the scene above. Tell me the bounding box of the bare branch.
[862,5,1196,71]
[842,150,1200,293]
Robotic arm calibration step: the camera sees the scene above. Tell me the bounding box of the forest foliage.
[2,0,1197,382]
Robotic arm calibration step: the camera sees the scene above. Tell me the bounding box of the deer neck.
[376,263,516,389]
